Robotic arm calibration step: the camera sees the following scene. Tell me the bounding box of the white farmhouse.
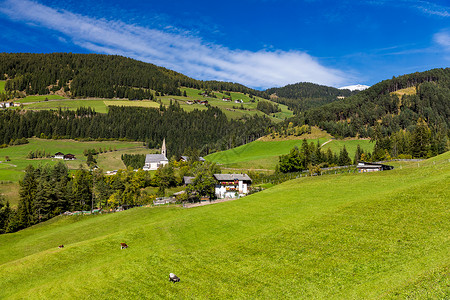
[214,174,252,199]
[143,139,169,170]
[54,152,64,159]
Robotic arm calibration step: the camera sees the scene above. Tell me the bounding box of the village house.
[64,154,76,160]
[234,99,243,103]
[180,156,206,162]
[199,100,208,105]
[186,100,194,105]
[0,101,14,108]
[214,173,252,199]
[54,152,64,159]
[357,161,394,172]
[222,97,231,102]
[143,139,169,170]
[183,176,194,186]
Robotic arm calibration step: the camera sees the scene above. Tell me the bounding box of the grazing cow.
[169,273,180,282]
[58,245,64,248]
[120,243,128,249]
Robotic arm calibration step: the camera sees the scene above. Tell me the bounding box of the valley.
[0,53,448,299]
[0,152,448,298]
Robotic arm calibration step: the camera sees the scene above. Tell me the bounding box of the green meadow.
[0,138,146,205]
[0,80,5,93]
[0,152,448,299]
[321,139,375,158]
[205,137,373,170]
[15,95,66,103]
[23,99,109,113]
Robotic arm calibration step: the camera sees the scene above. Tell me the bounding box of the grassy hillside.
[0,139,146,207]
[206,136,373,170]
[206,139,327,170]
[0,138,143,181]
[0,80,5,93]
[0,152,448,298]
[321,139,374,158]
[16,87,292,121]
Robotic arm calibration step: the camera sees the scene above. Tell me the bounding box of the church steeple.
[161,138,167,157]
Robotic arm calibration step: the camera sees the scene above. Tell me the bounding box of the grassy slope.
[0,152,448,299]
[321,139,374,158]
[206,139,327,170]
[0,80,5,93]
[206,137,374,170]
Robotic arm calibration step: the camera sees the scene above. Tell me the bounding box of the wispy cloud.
[364,0,450,17]
[0,0,350,89]
[434,30,450,60]
[414,1,450,17]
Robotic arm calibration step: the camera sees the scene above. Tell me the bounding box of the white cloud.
[0,0,350,89]
[434,30,450,49]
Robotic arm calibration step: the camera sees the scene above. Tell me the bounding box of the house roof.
[213,174,252,182]
[145,154,168,164]
[180,156,206,162]
[183,176,195,185]
[55,152,64,155]
[357,161,394,170]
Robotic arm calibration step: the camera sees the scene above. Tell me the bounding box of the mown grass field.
[23,99,110,113]
[205,136,373,170]
[0,152,448,299]
[15,95,66,103]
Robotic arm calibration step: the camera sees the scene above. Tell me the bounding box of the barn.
[357,161,394,172]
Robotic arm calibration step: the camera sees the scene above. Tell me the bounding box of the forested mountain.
[0,104,271,157]
[293,68,450,159]
[265,82,358,113]
[0,53,268,99]
[302,68,450,136]
[266,82,355,99]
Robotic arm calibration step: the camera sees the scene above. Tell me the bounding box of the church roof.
[145,154,168,164]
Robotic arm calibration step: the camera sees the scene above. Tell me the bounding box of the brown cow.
[120,243,128,249]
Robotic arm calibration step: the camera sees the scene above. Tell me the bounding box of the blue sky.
[0,0,449,89]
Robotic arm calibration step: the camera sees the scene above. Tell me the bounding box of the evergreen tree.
[338,146,352,166]
[17,165,38,229]
[411,118,431,158]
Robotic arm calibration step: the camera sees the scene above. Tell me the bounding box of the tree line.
[121,154,146,169]
[0,103,272,158]
[277,139,353,173]
[257,100,281,115]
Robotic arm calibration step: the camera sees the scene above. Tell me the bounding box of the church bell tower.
[161,138,167,157]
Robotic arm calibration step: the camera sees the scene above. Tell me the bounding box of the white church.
[143,139,169,171]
